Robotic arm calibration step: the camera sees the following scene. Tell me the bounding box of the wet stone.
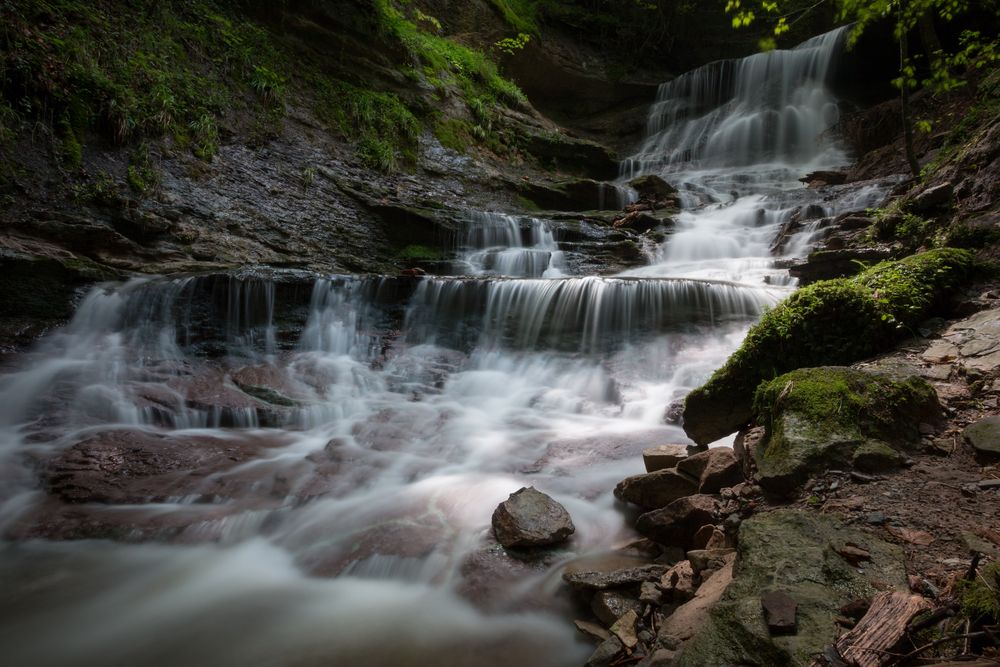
[591,590,645,627]
[565,564,669,592]
[585,636,624,667]
[491,487,575,549]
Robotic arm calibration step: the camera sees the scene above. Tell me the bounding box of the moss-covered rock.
[683,248,972,445]
[675,509,906,666]
[751,367,938,496]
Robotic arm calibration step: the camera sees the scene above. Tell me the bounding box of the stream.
[0,26,894,667]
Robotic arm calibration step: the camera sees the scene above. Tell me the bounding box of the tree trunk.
[899,12,921,176]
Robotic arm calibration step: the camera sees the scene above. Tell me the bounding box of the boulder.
[683,249,972,446]
[752,367,939,496]
[910,182,953,212]
[491,487,575,548]
[963,416,1000,459]
[677,447,743,493]
[674,510,906,666]
[643,444,689,472]
[635,494,718,548]
[660,560,697,602]
[614,468,699,510]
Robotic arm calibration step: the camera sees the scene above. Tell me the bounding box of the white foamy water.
[0,26,894,667]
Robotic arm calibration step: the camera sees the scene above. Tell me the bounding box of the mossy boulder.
[751,367,939,496]
[675,509,906,667]
[683,248,972,445]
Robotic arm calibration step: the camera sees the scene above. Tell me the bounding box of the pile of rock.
[564,445,762,666]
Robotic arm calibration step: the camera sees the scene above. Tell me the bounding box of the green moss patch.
[751,367,938,495]
[683,248,972,445]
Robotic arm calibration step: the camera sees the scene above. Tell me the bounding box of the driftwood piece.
[826,591,930,667]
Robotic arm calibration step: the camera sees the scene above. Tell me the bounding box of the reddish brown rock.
[761,590,798,634]
[614,468,699,510]
[635,494,718,548]
[44,429,274,504]
[642,444,688,472]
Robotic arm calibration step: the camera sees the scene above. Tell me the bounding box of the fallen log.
[811,591,930,667]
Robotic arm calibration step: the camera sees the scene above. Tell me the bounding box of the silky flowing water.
[0,27,893,666]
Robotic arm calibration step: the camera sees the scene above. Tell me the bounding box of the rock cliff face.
[0,0,859,351]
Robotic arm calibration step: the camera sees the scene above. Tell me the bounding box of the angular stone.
[610,609,639,649]
[575,619,611,642]
[762,590,798,634]
[660,560,696,602]
[658,555,735,642]
[640,580,664,605]
[921,340,959,363]
[492,487,575,548]
[635,494,718,548]
[615,468,699,510]
[910,182,953,211]
[692,524,716,549]
[964,416,1000,459]
[591,590,644,627]
[695,448,744,493]
[585,635,624,667]
[687,548,736,576]
[643,444,688,472]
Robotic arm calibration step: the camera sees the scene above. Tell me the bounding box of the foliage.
[495,33,532,55]
[396,244,443,259]
[688,248,972,406]
[489,0,539,34]
[958,561,1000,622]
[753,366,937,441]
[126,143,158,193]
[0,0,289,161]
[857,246,973,325]
[312,77,420,172]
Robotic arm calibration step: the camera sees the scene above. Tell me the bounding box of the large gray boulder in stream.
[674,509,906,666]
[492,487,575,548]
[683,249,971,445]
[751,367,939,496]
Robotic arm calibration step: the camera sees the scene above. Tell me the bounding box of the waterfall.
[622,26,849,178]
[456,211,565,278]
[0,25,900,667]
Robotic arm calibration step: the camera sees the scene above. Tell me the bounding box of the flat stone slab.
[643,444,688,472]
[762,590,798,634]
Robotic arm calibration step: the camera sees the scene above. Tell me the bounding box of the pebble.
[864,512,887,525]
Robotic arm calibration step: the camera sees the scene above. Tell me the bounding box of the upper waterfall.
[622,26,849,177]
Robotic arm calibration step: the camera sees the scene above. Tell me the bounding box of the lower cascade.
[0,26,903,667]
